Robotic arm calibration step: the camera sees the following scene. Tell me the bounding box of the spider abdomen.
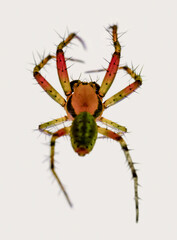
[70,112,98,156]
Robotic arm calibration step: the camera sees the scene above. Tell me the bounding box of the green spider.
[33,25,142,222]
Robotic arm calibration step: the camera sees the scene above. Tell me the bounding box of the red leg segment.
[56,33,85,96]
[56,50,71,96]
[104,66,142,108]
[33,55,66,107]
[99,25,121,97]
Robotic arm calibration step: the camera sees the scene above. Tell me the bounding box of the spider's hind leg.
[49,126,72,207]
[38,116,72,206]
[98,126,139,222]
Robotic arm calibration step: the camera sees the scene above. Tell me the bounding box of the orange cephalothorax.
[66,81,103,119]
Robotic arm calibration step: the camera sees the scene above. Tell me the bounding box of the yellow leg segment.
[98,126,139,222]
[104,66,142,108]
[99,117,127,132]
[50,127,72,207]
[39,116,68,135]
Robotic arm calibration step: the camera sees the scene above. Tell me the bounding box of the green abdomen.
[70,112,98,156]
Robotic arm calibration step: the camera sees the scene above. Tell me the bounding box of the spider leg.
[104,66,142,108]
[48,126,72,207]
[39,116,68,135]
[33,55,66,107]
[98,126,139,222]
[99,116,127,133]
[56,33,85,96]
[99,25,121,97]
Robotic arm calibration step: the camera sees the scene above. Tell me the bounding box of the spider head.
[70,80,100,94]
[70,111,98,156]
[67,80,103,119]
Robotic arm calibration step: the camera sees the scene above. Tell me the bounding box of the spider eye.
[90,82,100,94]
[70,80,80,92]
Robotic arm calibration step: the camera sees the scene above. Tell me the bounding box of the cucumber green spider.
[33,25,142,222]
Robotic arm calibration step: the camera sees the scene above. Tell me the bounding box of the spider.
[33,25,142,222]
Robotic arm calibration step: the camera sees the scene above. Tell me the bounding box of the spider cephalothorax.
[66,80,103,119]
[33,25,142,222]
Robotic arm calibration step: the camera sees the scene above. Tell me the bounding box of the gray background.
[1,0,176,239]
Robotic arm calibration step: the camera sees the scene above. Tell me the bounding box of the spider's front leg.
[98,126,139,222]
[99,25,121,97]
[45,126,72,207]
[104,66,142,108]
[56,33,85,96]
[33,55,66,107]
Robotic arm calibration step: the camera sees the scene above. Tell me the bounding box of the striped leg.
[33,55,66,107]
[99,116,127,132]
[50,127,72,207]
[104,66,142,108]
[38,116,72,206]
[39,116,68,135]
[56,33,85,96]
[98,126,139,222]
[99,25,121,97]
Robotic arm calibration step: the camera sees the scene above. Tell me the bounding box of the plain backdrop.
[1,0,177,239]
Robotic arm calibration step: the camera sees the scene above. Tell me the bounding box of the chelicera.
[33,25,142,222]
